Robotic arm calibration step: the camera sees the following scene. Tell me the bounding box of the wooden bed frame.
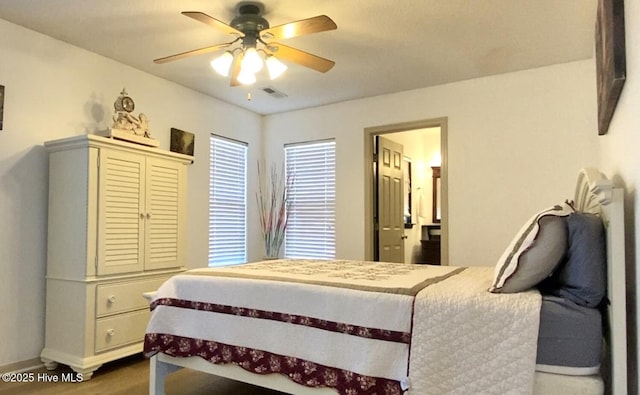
[148,168,627,395]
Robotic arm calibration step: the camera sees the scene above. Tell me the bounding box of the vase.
[263,243,282,260]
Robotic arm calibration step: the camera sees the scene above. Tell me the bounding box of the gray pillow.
[492,215,568,293]
[543,213,606,307]
[490,203,574,293]
[490,203,573,293]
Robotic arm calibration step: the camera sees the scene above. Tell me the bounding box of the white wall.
[598,0,640,390]
[0,19,263,366]
[263,59,599,266]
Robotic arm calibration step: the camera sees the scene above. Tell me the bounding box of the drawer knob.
[107,295,116,304]
[107,329,115,337]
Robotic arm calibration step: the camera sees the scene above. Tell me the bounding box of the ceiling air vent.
[262,87,288,99]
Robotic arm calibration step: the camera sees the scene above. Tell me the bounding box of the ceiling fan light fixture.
[266,55,287,80]
[156,6,337,88]
[241,47,263,73]
[237,68,256,85]
[211,51,234,76]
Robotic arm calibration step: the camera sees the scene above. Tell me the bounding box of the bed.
[144,168,627,395]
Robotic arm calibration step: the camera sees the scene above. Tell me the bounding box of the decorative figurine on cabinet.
[101,88,159,147]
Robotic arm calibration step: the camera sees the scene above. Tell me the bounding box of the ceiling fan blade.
[153,43,232,64]
[182,11,245,37]
[260,15,336,41]
[267,43,335,73]
[229,52,243,87]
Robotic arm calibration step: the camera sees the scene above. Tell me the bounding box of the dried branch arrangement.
[256,162,292,258]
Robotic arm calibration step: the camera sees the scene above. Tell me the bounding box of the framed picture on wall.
[170,128,195,157]
[595,0,626,135]
[0,85,4,131]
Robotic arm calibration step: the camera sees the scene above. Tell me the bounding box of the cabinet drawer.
[95,309,150,352]
[96,277,169,317]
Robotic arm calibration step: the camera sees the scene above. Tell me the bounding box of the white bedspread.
[410,266,542,395]
[145,260,541,395]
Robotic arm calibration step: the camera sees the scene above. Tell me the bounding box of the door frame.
[363,117,449,264]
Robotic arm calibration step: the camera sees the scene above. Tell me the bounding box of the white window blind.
[284,140,336,259]
[209,135,247,266]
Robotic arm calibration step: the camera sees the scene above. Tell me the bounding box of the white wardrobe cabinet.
[41,135,191,379]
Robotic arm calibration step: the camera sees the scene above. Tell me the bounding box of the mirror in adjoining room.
[432,166,441,223]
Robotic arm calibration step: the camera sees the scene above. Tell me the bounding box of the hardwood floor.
[0,355,286,395]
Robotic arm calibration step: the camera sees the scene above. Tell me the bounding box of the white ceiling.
[0,0,597,115]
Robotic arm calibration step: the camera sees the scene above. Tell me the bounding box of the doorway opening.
[363,117,448,265]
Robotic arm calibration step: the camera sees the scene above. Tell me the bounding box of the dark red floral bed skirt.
[144,333,404,395]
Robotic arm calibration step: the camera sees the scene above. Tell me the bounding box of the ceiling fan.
[154,2,337,86]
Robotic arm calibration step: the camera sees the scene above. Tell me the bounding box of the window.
[284,140,336,259]
[209,135,247,266]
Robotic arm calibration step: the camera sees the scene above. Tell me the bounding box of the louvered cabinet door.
[144,157,185,270]
[97,149,146,275]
